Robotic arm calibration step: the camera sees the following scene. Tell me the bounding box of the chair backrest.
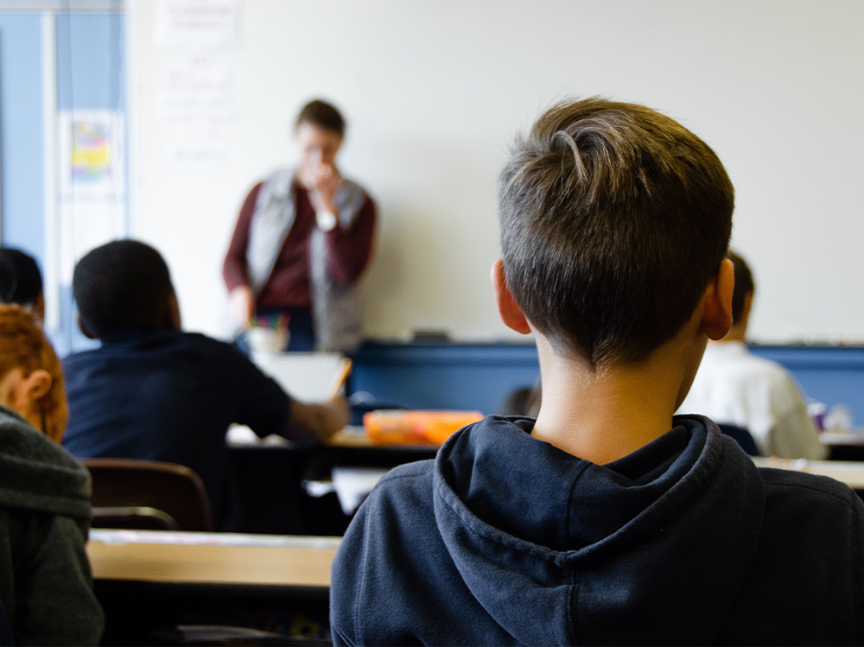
[82,458,213,532]
[0,593,15,646]
[717,424,761,457]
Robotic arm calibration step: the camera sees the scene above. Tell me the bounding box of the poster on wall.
[154,0,239,49]
[58,111,125,197]
[56,109,127,287]
[157,53,233,161]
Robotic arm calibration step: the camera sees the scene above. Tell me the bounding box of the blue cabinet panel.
[350,342,864,425]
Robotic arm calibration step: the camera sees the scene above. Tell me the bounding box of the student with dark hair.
[678,251,825,459]
[223,98,376,353]
[330,99,864,645]
[62,240,348,531]
[0,305,103,645]
[0,248,45,324]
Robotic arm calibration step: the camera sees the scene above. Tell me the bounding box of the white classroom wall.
[126,0,864,343]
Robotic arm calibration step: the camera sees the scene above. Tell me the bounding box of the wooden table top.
[87,530,340,588]
[326,427,439,450]
[228,426,440,451]
[752,457,864,490]
[820,431,864,447]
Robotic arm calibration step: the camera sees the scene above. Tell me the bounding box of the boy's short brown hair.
[499,98,734,367]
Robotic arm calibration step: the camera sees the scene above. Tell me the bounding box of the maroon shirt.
[223,180,377,310]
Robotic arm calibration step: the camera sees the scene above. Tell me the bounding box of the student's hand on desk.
[230,286,256,329]
[290,396,349,441]
[324,394,350,433]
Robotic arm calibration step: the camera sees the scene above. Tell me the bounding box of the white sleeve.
[766,375,826,460]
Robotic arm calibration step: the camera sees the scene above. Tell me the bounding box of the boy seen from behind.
[62,240,348,532]
[330,99,864,645]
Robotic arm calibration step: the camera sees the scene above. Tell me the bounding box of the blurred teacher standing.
[223,100,377,352]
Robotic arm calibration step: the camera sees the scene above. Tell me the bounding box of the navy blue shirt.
[62,328,293,530]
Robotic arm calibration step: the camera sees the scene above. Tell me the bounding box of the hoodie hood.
[432,415,765,645]
[0,406,92,520]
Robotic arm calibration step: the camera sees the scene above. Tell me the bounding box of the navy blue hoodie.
[331,415,864,645]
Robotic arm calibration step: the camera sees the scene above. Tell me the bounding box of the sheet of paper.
[331,467,389,515]
[251,352,346,402]
[90,528,340,549]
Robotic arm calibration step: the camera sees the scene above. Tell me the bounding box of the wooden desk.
[326,427,440,451]
[88,530,339,644]
[88,529,340,588]
[821,432,864,447]
[230,425,441,451]
[753,457,864,490]
[815,432,864,461]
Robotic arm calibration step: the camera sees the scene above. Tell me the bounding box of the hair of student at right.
[727,250,754,324]
[0,305,67,441]
[0,248,43,307]
[498,97,735,367]
[73,240,175,339]
[295,99,346,137]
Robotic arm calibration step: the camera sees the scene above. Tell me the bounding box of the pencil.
[327,358,353,399]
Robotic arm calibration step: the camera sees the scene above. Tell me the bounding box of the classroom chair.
[717,424,761,457]
[0,596,13,646]
[82,458,213,531]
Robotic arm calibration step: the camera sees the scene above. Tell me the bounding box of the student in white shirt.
[678,251,825,459]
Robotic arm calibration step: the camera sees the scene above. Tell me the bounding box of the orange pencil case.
[363,410,484,446]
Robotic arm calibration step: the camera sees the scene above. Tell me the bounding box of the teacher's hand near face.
[309,162,343,215]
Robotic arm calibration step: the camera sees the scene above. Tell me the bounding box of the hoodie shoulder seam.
[761,472,859,507]
[377,461,433,485]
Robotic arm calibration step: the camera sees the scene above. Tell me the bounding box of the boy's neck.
[531,332,705,465]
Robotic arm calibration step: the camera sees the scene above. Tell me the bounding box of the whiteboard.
[126,0,864,344]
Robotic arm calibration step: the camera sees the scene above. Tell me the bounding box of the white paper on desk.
[251,352,345,402]
[90,528,341,549]
[332,467,389,515]
[225,424,289,446]
[172,627,278,643]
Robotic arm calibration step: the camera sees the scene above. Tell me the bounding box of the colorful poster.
[70,120,112,183]
[58,111,124,196]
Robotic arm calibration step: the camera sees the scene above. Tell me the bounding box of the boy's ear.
[491,260,532,335]
[77,314,96,339]
[24,369,52,401]
[702,258,735,340]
